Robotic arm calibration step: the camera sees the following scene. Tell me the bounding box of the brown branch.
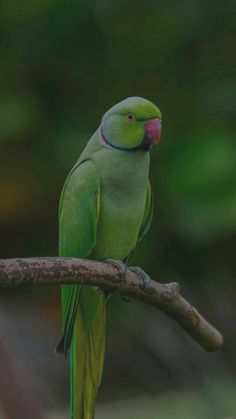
[0,257,223,352]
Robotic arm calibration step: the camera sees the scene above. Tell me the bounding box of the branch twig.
[0,257,223,352]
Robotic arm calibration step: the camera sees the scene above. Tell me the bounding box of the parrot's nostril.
[144,118,162,144]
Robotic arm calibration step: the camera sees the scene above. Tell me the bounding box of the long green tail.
[70,287,106,419]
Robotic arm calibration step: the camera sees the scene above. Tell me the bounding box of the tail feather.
[70,291,106,419]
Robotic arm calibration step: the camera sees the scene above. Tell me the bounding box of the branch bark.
[0,257,223,352]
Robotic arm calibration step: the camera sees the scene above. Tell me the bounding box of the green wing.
[57,159,100,355]
[59,159,100,258]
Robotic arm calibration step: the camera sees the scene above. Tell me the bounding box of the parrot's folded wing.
[57,159,101,355]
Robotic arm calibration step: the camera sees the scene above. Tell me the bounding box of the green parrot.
[57,96,162,419]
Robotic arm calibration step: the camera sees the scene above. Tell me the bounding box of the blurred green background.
[0,0,235,418]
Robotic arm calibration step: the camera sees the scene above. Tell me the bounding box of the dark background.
[0,1,235,418]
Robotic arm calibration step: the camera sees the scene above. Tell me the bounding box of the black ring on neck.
[100,127,151,152]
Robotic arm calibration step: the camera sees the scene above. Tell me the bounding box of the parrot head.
[100,97,162,152]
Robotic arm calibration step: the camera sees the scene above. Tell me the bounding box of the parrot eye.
[127,113,135,121]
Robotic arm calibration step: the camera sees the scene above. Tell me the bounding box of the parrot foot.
[95,259,126,299]
[103,259,131,302]
[103,258,127,280]
[129,267,151,289]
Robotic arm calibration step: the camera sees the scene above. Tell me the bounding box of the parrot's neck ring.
[99,126,151,152]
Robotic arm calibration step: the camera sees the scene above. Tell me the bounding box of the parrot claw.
[103,259,127,280]
[129,267,151,289]
[103,259,130,301]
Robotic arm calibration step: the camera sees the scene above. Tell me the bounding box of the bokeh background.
[0,0,235,418]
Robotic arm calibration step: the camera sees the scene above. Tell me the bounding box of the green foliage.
[159,130,236,241]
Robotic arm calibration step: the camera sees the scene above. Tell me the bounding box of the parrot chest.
[92,150,150,260]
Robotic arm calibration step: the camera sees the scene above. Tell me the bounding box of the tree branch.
[0,257,223,352]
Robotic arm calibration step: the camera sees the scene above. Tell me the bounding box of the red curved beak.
[144,118,162,144]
